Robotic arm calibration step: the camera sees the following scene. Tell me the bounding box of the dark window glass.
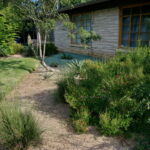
[141,5,150,13]
[131,33,138,40]
[121,5,150,48]
[142,15,150,24]
[132,7,141,15]
[131,25,139,32]
[122,33,129,41]
[123,25,130,32]
[123,17,130,25]
[123,8,131,15]
[130,41,138,47]
[132,16,140,24]
[122,40,128,47]
[140,33,150,41]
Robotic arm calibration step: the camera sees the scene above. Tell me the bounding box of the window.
[121,4,150,48]
[71,14,92,45]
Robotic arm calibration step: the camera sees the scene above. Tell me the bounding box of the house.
[54,0,150,57]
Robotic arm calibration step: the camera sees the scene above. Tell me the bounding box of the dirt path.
[8,66,132,150]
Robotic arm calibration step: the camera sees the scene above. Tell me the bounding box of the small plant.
[44,43,58,56]
[43,73,52,80]
[49,62,58,68]
[72,108,90,133]
[99,112,132,136]
[0,101,42,150]
[24,45,37,57]
[11,42,24,54]
[61,53,73,60]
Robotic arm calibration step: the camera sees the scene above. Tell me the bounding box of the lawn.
[0,57,39,100]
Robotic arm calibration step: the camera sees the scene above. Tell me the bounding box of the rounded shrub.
[58,47,150,139]
[11,42,24,54]
[99,112,132,136]
[0,101,42,150]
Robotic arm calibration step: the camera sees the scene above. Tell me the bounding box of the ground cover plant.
[58,47,150,144]
[61,53,74,60]
[0,57,39,100]
[0,101,42,150]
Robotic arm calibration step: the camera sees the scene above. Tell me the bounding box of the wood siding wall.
[54,7,119,57]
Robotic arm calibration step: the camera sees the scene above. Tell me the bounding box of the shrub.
[44,43,58,56]
[11,42,24,54]
[133,137,150,150]
[24,43,58,57]
[0,101,42,150]
[99,112,132,136]
[61,53,73,60]
[58,47,150,139]
[24,45,37,57]
[72,107,90,133]
[0,6,18,57]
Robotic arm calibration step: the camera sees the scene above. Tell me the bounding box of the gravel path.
[8,66,132,150]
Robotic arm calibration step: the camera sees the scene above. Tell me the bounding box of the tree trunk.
[37,31,42,59]
[38,32,54,71]
[42,33,47,61]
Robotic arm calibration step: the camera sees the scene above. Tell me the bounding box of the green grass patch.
[0,57,39,100]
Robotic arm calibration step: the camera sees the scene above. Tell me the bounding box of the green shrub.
[24,43,58,57]
[11,42,24,54]
[72,118,88,133]
[24,45,37,57]
[72,107,90,133]
[133,137,150,150]
[58,47,150,138]
[0,6,18,57]
[99,112,132,136]
[61,53,73,60]
[44,43,58,56]
[0,101,42,150]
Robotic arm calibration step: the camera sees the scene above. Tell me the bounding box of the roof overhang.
[60,0,150,14]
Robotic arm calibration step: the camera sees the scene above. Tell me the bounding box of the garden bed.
[45,52,102,67]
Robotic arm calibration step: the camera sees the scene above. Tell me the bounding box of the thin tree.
[14,0,100,70]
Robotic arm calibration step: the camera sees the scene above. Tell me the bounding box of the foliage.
[12,0,100,68]
[49,62,58,68]
[0,6,18,56]
[44,43,58,56]
[0,101,42,150]
[0,58,39,100]
[11,42,24,54]
[61,53,73,60]
[24,45,36,57]
[72,107,90,133]
[132,137,150,150]
[99,111,132,136]
[58,47,150,137]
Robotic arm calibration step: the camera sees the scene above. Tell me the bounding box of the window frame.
[119,2,150,48]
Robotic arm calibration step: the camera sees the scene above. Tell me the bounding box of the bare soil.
[8,66,133,150]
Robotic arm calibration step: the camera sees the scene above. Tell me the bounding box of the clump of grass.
[61,53,73,60]
[0,101,42,150]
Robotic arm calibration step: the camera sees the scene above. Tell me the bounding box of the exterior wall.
[54,7,119,58]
